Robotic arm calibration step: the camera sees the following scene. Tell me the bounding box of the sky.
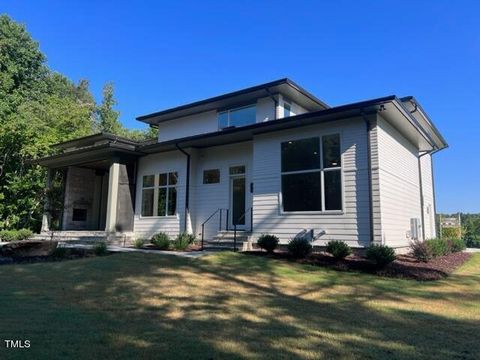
[1,0,479,213]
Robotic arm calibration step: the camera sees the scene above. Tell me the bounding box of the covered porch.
[36,133,143,238]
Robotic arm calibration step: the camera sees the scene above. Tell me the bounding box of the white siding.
[134,151,186,238]
[377,116,422,247]
[156,96,307,143]
[157,110,217,142]
[192,142,253,240]
[251,118,371,246]
[278,94,308,118]
[420,154,436,239]
[256,97,276,123]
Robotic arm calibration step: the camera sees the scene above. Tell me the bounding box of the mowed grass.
[0,252,479,360]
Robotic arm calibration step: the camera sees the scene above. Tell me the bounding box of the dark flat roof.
[136,78,329,125]
[35,93,448,168]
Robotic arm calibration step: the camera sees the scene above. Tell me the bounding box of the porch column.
[41,168,53,233]
[105,161,120,233]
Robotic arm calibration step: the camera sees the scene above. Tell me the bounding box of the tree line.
[0,15,156,231]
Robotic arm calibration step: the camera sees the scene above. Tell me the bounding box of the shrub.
[410,239,433,262]
[94,242,108,256]
[0,229,34,242]
[16,229,33,240]
[257,234,279,254]
[425,238,450,257]
[366,244,396,268]
[287,237,312,258]
[172,233,196,251]
[0,230,18,242]
[326,240,352,260]
[441,227,461,239]
[151,233,171,250]
[448,238,466,253]
[133,238,145,249]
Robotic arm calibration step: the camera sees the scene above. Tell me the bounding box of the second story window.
[284,102,291,117]
[218,104,256,129]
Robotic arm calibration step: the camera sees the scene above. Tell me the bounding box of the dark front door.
[231,176,246,227]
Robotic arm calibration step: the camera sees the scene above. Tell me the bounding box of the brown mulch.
[245,251,472,281]
[140,244,202,252]
[0,247,104,266]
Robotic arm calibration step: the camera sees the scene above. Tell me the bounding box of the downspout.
[361,111,375,244]
[176,143,190,233]
[430,148,441,237]
[418,148,440,240]
[264,88,278,120]
[410,101,438,241]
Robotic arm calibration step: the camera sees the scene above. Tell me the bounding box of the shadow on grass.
[0,252,479,359]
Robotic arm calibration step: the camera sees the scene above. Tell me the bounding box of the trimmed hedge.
[366,244,396,268]
[287,237,312,258]
[0,229,33,242]
[257,234,279,254]
[326,240,352,260]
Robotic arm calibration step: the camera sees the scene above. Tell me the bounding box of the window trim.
[218,103,256,129]
[140,172,178,218]
[279,133,344,214]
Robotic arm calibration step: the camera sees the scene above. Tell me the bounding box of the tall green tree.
[0,15,96,230]
[0,15,157,230]
[96,82,122,134]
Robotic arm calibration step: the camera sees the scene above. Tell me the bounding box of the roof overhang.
[33,134,144,169]
[139,95,447,154]
[400,96,448,150]
[136,78,329,126]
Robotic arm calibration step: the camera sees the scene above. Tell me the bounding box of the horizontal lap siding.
[377,116,421,247]
[252,118,371,246]
[133,151,186,239]
[192,142,253,240]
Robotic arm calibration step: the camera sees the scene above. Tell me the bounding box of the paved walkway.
[465,248,480,253]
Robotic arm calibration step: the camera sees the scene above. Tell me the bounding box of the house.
[36,78,447,250]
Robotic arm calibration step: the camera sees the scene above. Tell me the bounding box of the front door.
[229,166,246,229]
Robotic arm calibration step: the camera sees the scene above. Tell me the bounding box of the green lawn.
[0,252,479,360]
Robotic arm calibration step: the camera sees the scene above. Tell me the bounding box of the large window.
[281,134,342,212]
[141,172,178,217]
[218,104,256,129]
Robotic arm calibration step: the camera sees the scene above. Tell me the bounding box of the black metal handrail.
[233,207,253,252]
[201,208,228,250]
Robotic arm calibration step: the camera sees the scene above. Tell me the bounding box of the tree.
[0,15,157,231]
[0,15,96,230]
[96,82,121,134]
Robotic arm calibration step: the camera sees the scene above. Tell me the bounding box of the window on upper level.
[283,102,291,117]
[218,104,256,129]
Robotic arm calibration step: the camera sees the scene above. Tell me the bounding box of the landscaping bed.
[0,244,111,266]
[244,250,472,281]
[138,243,202,252]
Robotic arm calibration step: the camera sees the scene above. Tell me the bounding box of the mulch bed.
[139,244,202,252]
[245,251,472,281]
[0,247,108,266]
